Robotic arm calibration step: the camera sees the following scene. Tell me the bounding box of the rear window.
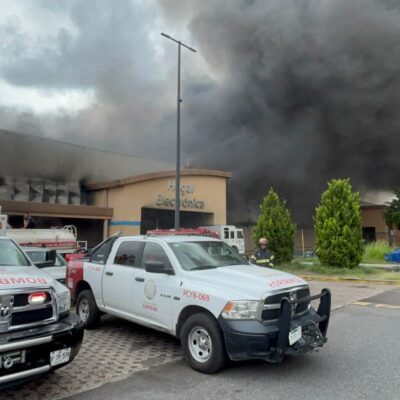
[91,238,114,264]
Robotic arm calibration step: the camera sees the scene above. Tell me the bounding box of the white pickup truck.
[67,234,331,374]
[0,237,83,387]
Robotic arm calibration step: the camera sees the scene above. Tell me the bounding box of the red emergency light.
[28,292,47,305]
[146,228,219,239]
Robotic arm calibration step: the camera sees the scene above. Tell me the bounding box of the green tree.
[252,188,296,264]
[315,178,364,269]
[383,189,400,230]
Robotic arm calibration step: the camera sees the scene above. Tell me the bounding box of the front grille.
[11,306,53,325]
[12,292,52,307]
[0,289,56,332]
[262,287,310,322]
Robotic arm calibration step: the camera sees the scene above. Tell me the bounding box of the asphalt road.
[65,292,400,400]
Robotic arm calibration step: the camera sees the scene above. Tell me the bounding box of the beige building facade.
[361,204,400,245]
[87,169,231,237]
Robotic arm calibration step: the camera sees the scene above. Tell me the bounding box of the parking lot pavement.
[2,317,181,400]
[2,281,396,400]
[306,280,392,309]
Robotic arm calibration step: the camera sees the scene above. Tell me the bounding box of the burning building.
[0,129,231,246]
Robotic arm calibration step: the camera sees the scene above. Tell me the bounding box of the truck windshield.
[169,241,249,271]
[0,240,31,267]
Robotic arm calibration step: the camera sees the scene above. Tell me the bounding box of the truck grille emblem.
[0,295,14,333]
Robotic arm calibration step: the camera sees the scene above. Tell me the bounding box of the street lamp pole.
[161,32,196,230]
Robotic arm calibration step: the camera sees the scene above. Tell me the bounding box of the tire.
[181,313,226,374]
[76,289,101,329]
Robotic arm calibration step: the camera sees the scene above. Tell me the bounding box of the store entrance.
[140,208,213,234]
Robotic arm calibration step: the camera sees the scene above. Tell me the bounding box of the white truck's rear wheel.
[181,313,226,374]
[76,289,101,329]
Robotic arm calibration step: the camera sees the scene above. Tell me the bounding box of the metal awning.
[0,200,113,220]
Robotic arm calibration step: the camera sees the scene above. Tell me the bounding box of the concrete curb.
[298,274,400,286]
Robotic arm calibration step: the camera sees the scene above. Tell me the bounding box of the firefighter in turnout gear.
[251,237,274,267]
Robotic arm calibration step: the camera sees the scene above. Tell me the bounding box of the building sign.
[155,180,205,210]
[167,180,194,195]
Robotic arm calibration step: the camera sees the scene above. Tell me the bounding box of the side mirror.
[145,261,174,275]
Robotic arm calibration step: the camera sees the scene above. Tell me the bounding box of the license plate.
[50,348,71,366]
[289,326,302,345]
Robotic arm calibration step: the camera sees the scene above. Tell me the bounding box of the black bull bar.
[269,288,331,362]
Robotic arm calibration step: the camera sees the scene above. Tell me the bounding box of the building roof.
[0,129,174,183]
[86,169,232,191]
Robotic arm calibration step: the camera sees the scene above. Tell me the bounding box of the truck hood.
[184,264,307,299]
[0,265,60,291]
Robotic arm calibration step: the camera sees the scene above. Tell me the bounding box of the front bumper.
[0,314,84,388]
[219,288,331,362]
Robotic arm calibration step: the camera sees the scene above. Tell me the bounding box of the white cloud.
[0,79,95,113]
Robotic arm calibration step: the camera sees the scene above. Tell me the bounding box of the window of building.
[362,227,376,243]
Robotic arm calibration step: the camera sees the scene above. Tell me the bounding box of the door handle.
[135,277,145,282]
[105,271,113,276]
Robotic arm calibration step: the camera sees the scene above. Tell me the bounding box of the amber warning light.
[28,292,47,305]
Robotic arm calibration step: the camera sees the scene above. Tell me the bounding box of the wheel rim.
[78,298,90,322]
[188,326,213,363]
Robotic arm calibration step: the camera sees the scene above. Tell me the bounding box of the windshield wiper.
[189,265,218,271]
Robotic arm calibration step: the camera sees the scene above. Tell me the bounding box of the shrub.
[252,188,296,264]
[363,241,394,262]
[383,189,400,230]
[315,178,364,269]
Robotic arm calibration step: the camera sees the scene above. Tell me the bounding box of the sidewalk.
[299,274,400,285]
[300,260,400,271]
[360,262,400,271]
[308,280,394,310]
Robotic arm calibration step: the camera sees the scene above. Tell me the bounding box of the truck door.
[84,235,119,307]
[102,240,142,317]
[132,241,179,331]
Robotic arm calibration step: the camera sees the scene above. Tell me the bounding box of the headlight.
[57,291,71,317]
[221,300,259,320]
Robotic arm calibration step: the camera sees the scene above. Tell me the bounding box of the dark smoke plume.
[174,0,400,225]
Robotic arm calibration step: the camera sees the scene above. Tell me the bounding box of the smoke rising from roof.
[2,0,400,225]
[178,0,400,224]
